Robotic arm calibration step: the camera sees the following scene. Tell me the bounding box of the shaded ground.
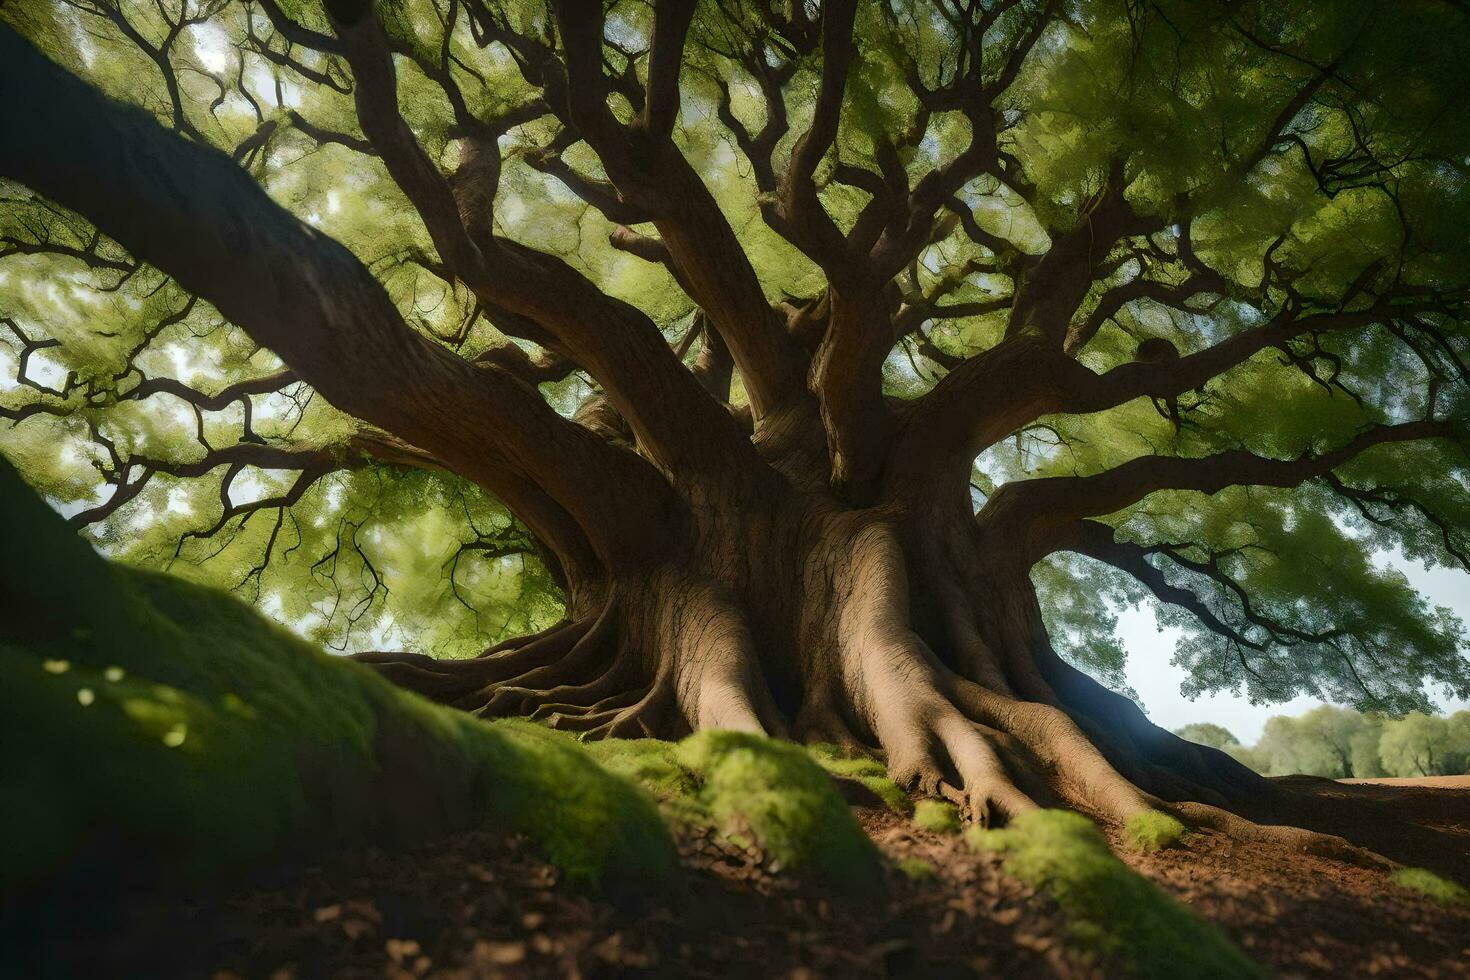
[1111,776,1470,979]
[10,779,1470,979]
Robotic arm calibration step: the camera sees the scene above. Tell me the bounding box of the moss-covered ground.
[586,732,884,887]
[1391,867,1470,905]
[0,456,673,898]
[1123,810,1187,852]
[967,810,1262,979]
[1,454,891,903]
[912,799,962,834]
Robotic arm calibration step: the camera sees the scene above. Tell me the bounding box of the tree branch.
[983,420,1457,557]
[0,24,675,570]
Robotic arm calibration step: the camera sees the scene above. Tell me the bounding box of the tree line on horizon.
[1176,707,1470,779]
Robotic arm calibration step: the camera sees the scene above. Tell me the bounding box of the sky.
[1120,553,1470,744]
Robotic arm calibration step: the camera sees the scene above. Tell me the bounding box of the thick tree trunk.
[355,475,1282,836]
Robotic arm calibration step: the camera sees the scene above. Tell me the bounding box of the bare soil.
[1340,776,1470,789]
[9,778,1469,979]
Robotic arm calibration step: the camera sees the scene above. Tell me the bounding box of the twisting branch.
[983,420,1458,558]
[328,1,760,477]
[0,24,676,573]
[543,0,809,419]
[1057,519,1267,665]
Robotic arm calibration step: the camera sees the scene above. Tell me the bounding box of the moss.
[967,810,1261,979]
[806,743,908,813]
[898,857,936,880]
[1124,811,1187,852]
[581,737,707,826]
[1391,867,1470,905]
[0,457,675,897]
[912,799,962,834]
[674,731,884,888]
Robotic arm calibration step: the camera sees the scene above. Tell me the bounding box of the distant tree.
[1299,706,1383,779]
[1222,743,1270,774]
[1254,716,1318,776]
[1447,711,1470,774]
[1252,707,1382,778]
[1378,712,1451,777]
[1173,723,1240,751]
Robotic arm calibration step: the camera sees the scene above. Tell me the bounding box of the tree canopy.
[2,0,1468,718]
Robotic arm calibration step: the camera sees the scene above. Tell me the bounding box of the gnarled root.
[355,571,784,740]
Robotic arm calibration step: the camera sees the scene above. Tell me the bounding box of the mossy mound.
[912,799,962,834]
[0,457,675,903]
[1391,867,1469,905]
[1124,811,1187,852]
[588,732,885,888]
[968,810,1261,979]
[805,742,908,812]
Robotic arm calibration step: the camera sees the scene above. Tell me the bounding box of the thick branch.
[0,25,672,570]
[983,420,1457,557]
[333,7,759,476]
[546,2,808,421]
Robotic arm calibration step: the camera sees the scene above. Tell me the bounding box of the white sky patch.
[228,466,294,508]
[190,21,233,74]
[24,347,71,392]
[164,484,194,516]
[1120,553,1470,743]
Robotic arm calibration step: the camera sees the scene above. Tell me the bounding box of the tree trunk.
[357,472,1269,830]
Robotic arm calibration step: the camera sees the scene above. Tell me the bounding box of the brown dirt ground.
[7,777,1469,979]
[1340,776,1470,789]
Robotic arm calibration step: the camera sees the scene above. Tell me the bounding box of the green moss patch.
[677,731,883,887]
[1124,811,1187,852]
[588,735,888,887]
[912,799,962,834]
[0,458,675,899]
[968,810,1261,979]
[898,857,936,880]
[1391,867,1470,905]
[805,742,908,812]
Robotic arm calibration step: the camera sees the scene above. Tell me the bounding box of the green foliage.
[1213,705,1470,779]
[912,799,961,834]
[1123,811,1186,853]
[1172,723,1240,751]
[1252,706,1385,779]
[1032,552,1146,700]
[1378,712,1452,777]
[968,811,1261,979]
[1391,867,1470,905]
[0,457,675,895]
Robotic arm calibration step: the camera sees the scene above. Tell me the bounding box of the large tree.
[2,0,1468,835]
